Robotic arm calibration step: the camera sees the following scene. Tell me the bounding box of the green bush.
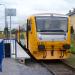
[71,38,75,53]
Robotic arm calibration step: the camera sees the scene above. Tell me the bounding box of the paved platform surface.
[0,58,51,75]
[0,59,20,75]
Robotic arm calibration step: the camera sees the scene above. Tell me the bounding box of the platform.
[16,42,30,59]
[0,58,51,75]
[6,39,30,59]
[0,58,20,75]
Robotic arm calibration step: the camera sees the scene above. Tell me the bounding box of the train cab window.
[36,16,68,32]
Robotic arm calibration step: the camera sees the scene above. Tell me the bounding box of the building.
[68,8,75,32]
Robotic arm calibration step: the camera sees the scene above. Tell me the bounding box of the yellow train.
[17,13,74,60]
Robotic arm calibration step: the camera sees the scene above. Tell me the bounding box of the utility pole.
[10,16,11,40]
[5,9,16,39]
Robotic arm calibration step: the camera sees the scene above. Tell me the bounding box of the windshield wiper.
[51,30,65,32]
[38,30,49,32]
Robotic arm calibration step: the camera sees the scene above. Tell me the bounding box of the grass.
[65,34,75,68]
[71,35,75,53]
[66,54,75,68]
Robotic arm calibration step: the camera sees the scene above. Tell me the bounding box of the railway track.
[40,61,75,75]
[24,59,75,75]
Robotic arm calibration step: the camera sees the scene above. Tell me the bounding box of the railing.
[3,39,17,58]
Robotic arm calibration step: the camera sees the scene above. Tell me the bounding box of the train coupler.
[51,45,54,56]
[43,51,47,58]
[51,50,54,56]
[60,50,66,58]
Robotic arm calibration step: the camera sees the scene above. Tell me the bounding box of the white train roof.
[33,13,68,17]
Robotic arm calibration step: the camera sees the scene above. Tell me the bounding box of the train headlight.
[63,44,70,49]
[38,45,45,50]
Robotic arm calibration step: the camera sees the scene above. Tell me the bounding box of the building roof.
[68,9,75,16]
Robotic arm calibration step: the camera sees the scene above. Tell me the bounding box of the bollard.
[0,59,3,72]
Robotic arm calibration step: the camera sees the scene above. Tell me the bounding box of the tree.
[4,27,9,38]
[11,28,18,34]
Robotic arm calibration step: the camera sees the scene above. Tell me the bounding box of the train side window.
[24,24,27,32]
[27,19,31,31]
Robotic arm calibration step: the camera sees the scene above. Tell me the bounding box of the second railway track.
[40,61,75,75]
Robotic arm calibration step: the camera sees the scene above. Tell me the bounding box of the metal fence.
[3,39,17,58]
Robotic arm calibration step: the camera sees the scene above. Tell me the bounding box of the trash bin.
[0,40,4,72]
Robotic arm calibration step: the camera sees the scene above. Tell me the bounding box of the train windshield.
[36,16,68,32]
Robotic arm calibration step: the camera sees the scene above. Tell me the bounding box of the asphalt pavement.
[0,58,51,75]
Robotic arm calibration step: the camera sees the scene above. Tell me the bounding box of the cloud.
[0,0,75,29]
[1,0,74,16]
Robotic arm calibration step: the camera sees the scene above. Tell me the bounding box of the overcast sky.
[1,0,74,15]
[0,0,75,30]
